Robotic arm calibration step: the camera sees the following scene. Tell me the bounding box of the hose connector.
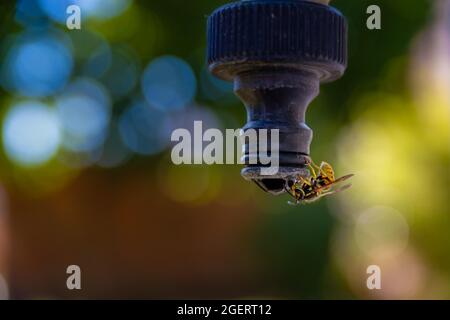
[207,0,348,194]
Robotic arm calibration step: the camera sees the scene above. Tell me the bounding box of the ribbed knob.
[207,0,347,82]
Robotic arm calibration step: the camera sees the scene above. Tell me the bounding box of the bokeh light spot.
[78,0,132,20]
[2,101,60,167]
[354,206,410,260]
[141,56,196,112]
[16,0,49,27]
[158,163,222,205]
[1,33,73,97]
[56,78,111,153]
[39,0,132,24]
[38,0,76,24]
[100,47,139,100]
[69,30,112,79]
[83,42,112,79]
[119,100,169,155]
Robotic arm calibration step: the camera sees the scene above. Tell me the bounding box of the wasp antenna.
[333,174,355,184]
[339,184,352,191]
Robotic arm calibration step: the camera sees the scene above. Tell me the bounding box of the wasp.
[285,160,354,205]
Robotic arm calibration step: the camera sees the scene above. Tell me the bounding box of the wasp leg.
[310,160,327,177]
[307,163,318,179]
[285,186,300,206]
[310,159,322,170]
[285,178,307,205]
[297,175,313,187]
[288,188,305,205]
[285,179,300,201]
[285,181,296,198]
[297,186,306,200]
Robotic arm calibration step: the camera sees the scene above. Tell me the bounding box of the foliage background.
[0,0,448,299]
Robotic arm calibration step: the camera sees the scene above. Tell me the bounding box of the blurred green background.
[0,0,448,299]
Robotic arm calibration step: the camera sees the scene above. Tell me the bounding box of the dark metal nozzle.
[207,0,348,195]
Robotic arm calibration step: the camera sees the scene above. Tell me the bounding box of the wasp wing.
[326,183,352,195]
[303,183,352,203]
[314,174,354,193]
